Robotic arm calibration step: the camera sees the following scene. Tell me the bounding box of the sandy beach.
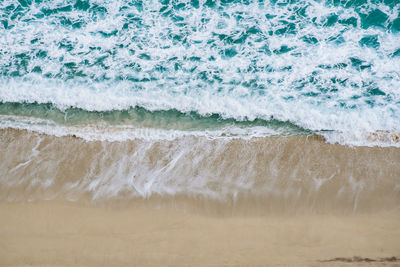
[1,200,399,266]
[2,0,400,265]
[1,129,400,266]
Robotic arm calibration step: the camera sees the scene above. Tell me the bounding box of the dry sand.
[0,200,399,267]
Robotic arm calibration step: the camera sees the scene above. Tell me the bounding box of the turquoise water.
[0,0,400,144]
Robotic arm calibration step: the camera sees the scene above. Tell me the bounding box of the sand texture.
[1,201,399,267]
[1,129,400,266]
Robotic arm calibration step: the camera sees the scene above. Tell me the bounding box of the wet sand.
[1,200,399,266]
[1,128,400,266]
[1,128,400,214]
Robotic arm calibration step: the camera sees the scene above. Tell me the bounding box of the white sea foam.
[0,0,400,147]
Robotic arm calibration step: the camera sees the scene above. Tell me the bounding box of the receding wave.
[1,128,399,214]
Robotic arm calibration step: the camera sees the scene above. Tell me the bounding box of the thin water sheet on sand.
[0,128,400,266]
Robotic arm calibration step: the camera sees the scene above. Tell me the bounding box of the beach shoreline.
[2,0,400,265]
[2,128,400,214]
[1,128,400,266]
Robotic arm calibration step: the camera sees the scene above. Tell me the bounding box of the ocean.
[0,0,399,213]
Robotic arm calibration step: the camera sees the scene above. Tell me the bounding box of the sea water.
[0,0,399,210]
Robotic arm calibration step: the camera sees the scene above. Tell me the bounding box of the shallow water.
[1,128,399,214]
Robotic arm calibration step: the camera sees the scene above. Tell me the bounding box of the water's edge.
[1,128,399,215]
